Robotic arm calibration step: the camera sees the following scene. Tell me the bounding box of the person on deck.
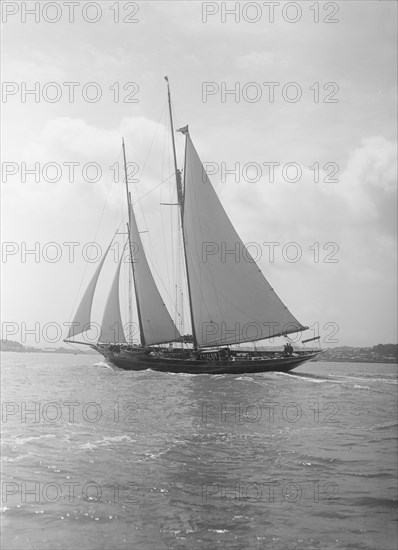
[284,343,293,356]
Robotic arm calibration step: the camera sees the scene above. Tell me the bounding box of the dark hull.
[94,346,321,374]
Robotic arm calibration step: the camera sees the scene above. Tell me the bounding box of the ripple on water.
[1,355,397,550]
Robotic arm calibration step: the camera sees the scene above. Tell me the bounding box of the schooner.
[65,78,322,374]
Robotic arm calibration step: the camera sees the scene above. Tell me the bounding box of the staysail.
[128,202,181,345]
[182,132,306,347]
[66,241,112,339]
[99,252,127,344]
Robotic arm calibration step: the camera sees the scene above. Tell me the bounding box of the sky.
[1,0,397,348]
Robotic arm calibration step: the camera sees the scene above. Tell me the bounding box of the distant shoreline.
[1,341,396,363]
[0,349,99,355]
[315,358,397,365]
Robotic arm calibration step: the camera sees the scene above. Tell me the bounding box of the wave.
[345,496,397,509]
[286,372,393,393]
[274,372,333,383]
[332,374,397,385]
[9,434,57,445]
[79,434,136,450]
[371,422,398,431]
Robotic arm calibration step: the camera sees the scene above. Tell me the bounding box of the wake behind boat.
[65,77,322,373]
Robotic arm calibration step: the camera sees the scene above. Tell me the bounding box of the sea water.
[1,352,397,550]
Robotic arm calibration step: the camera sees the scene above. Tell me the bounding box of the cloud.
[212,134,397,343]
[339,136,397,222]
[236,51,291,71]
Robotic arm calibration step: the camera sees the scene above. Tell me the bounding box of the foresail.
[129,203,181,345]
[99,253,127,344]
[66,241,112,339]
[182,134,306,347]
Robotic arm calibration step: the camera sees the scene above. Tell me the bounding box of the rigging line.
[135,99,168,184]
[123,102,168,208]
[160,109,180,322]
[68,148,123,327]
[169,99,183,169]
[162,102,178,309]
[165,124,187,329]
[130,172,175,206]
[160,119,172,310]
[121,236,133,341]
[132,170,172,302]
[126,136,179,338]
[127,161,164,183]
[140,233,180,311]
[130,182,179,327]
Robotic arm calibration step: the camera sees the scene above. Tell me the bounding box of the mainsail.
[128,202,181,346]
[182,133,306,347]
[99,252,127,344]
[66,241,112,339]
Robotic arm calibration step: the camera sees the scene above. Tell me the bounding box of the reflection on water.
[1,354,397,550]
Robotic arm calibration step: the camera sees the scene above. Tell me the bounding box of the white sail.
[182,133,306,347]
[129,203,181,345]
[99,253,127,344]
[66,242,111,339]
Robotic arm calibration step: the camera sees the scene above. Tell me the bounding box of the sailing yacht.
[65,78,322,374]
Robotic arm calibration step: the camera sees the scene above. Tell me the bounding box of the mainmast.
[165,76,184,208]
[122,138,146,347]
[164,76,198,349]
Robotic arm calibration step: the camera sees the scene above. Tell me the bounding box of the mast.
[165,76,183,207]
[128,254,133,344]
[164,76,198,349]
[122,138,146,347]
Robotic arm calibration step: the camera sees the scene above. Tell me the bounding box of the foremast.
[122,137,146,347]
[122,136,181,347]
